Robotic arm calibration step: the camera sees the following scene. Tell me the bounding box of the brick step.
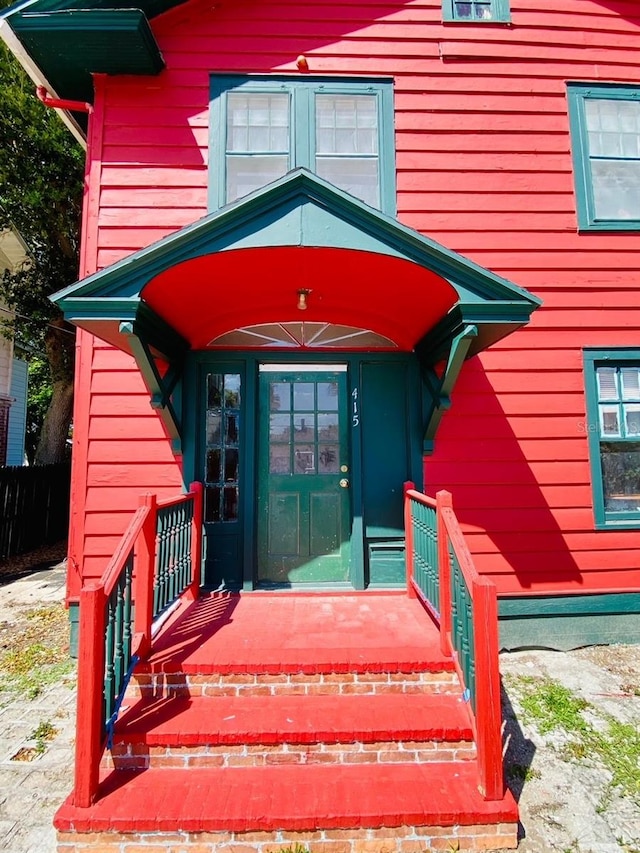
[55,763,518,850]
[129,667,459,698]
[106,692,475,769]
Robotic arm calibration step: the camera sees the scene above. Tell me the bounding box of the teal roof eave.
[51,169,542,319]
[2,6,165,107]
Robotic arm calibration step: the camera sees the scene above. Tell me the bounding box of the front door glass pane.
[205,373,241,522]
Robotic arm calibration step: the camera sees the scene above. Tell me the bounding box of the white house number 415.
[352,387,360,427]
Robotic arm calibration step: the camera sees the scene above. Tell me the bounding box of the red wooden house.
[2,0,640,850]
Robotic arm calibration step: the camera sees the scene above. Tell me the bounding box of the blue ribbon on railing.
[105,653,140,750]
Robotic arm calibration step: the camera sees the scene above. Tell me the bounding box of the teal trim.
[6,8,164,117]
[443,0,510,23]
[68,601,79,658]
[120,322,184,454]
[499,592,640,650]
[208,76,397,215]
[583,348,640,529]
[423,324,477,452]
[568,83,640,232]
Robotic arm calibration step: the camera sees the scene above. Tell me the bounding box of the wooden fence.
[0,463,71,560]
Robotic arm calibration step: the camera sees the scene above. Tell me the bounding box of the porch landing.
[142,590,454,675]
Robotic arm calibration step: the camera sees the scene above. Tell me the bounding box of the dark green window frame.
[208,75,396,214]
[568,83,640,231]
[584,349,640,529]
[442,0,510,23]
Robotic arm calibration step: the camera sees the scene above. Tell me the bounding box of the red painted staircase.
[55,592,518,852]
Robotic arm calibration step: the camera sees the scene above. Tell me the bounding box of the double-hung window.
[209,76,395,213]
[568,84,640,230]
[584,350,640,528]
[442,0,510,22]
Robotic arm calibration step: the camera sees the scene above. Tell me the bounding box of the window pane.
[316,95,378,155]
[270,413,290,440]
[206,449,221,482]
[294,446,315,474]
[319,444,339,473]
[601,442,640,512]
[625,405,640,436]
[226,413,239,444]
[586,99,640,155]
[318,413,339,440]
[226,155,289,203]
[596,367,618,401]
[590,160,640,220]
[270,382,291,412]
[293,414,315,442]
[227,93,289,152]
[317,382,339,410]
[223,486,239,521]
[270,444,290,474]
[225,448,239,481]
[205,486,221,522]
[315,157,379,207]
[600,405,620,436]
[206,412,222,445]
[621,367,640,400]
[224,374,241,408]
[293,383,314,411]
[207,373,222,408]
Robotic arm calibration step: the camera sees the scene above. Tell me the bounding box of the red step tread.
[114,693,473,746]
[54,763,517,833]
[144,592,454,675]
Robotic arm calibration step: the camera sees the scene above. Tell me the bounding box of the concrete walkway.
[0,565,76,853]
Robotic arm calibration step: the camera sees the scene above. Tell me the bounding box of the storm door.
[257,366,351,585]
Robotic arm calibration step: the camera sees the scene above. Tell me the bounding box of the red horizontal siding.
[78,0,640,596]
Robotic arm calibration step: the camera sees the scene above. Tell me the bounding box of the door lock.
[339,478,349,488]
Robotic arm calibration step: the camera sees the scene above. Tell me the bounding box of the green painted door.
[257,367,351,584]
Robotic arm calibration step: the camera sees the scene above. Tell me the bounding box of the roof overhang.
[0,0,173,136]
[52,168,541,364]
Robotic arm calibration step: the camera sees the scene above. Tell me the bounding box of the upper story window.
[568,84,640,231]
[584,350,640,528]
[209,76,396,214]
[442,0,510,22]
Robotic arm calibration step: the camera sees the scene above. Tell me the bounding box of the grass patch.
[510,675,640,805]
[0,603,74,700]
[30,719,58,754]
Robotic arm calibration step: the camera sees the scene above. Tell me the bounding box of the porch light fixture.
[297,288,311,310]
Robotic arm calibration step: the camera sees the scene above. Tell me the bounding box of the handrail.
[73,482,203,808]
[404,486,504,801]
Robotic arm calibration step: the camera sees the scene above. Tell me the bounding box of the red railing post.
[133,493,157,657]
[436,490,453,657]
[74,582,106,807]
[473,577,504,800]
[403,481,416,598]
[186,481,203,602]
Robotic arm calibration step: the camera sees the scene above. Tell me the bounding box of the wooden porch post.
[403,481,416,597]
[187,481,203,602]
[133,492,157,657]
[436,490,453,657]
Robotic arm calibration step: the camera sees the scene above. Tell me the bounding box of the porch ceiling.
[51,169,541,364]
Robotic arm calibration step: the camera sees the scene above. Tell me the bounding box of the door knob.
[339,478,349,488]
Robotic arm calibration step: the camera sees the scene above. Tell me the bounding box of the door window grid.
[205,373,241,522]
[269,380,340,475]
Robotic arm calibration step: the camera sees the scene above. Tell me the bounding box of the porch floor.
[143,590,454,675]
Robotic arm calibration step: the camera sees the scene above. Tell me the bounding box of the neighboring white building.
[0,229,29,466]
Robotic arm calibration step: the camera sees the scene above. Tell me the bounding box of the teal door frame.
[183,350,424,591]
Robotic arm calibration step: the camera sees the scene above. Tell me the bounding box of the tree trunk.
[34,317,75,465]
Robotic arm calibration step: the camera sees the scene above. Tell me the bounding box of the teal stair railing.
[74,482,203,808]
[404,484,503,801]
